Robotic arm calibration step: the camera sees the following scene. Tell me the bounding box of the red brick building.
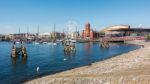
[82,22,94,40]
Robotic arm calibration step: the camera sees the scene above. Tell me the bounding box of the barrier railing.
[100,36,145,41]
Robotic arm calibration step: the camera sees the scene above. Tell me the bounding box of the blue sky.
[0,0,150,34]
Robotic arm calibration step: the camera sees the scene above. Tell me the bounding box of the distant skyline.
[0,0,150,34]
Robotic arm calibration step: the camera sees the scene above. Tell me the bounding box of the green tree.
[146,34,150,40]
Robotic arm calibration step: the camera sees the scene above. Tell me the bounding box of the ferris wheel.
[65,21,78,34]
[138,24,143,28]
[64,21,78,39]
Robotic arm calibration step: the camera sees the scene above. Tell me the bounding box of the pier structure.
[100,36,145,48]
[64,40,76,53]
[100,40,109,48]
[100,36,145,42]
[11,41,27,58]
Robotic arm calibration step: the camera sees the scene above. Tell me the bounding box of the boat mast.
[19,27,21,34]
[27,26,29,34]
[54,24,56,41]
[76,26,77,40]
[27,25,29,42]
[19,27,21,40]
[37,25,39,41]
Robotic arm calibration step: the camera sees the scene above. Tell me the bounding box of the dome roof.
[101,25,130,32]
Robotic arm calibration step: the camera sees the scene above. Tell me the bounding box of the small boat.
[33,41,40,45]
[56,39,63,42]
[47,42,51,45]
[70,39,77,43]
[53,43,57,45]
[47,42,57,46]
[43,42,48,44]
[16,41,20,44]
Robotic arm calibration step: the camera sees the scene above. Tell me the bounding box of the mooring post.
[11,47,17,58]
[11,41,28,57]
[11,42,17,58]
[22,46,27,57]
[20,41,27,57]
[101,40,109,48]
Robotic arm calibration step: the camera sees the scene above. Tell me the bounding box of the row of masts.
[18,24,79,41]
[18,26,38,37]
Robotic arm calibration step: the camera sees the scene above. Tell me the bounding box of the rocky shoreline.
[25,41,150,84]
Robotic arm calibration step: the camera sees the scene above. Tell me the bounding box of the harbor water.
[0,42,140,84]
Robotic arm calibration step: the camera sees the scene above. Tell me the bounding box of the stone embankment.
[25,40,150,84]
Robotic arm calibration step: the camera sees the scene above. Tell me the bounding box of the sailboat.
[70,39,77,43]
[33,41,40,45]
[51,24,57,46]
[33,25,40,45]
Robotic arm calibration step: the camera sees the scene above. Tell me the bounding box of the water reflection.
[10,55,28,84]
[11,57,17,65]
[21,56,27,64]
[64,51,76,60]
[11,56,27,65]
[101,46,109,51]
[85,43,92,53]
[84,43,93,63]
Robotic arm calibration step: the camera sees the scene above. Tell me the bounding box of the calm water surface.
[0,42,140,84]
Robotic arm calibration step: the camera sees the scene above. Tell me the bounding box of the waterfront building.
[100,25,150,37]
[0,34,12,41]
[50,32,65,39]
[39,32,50,38]
[38,32,65,41]
[101,25,130,37]
[67,31,79,39]
[11,33,36,41]
[82,22,100,40]
[0,34,3,41]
